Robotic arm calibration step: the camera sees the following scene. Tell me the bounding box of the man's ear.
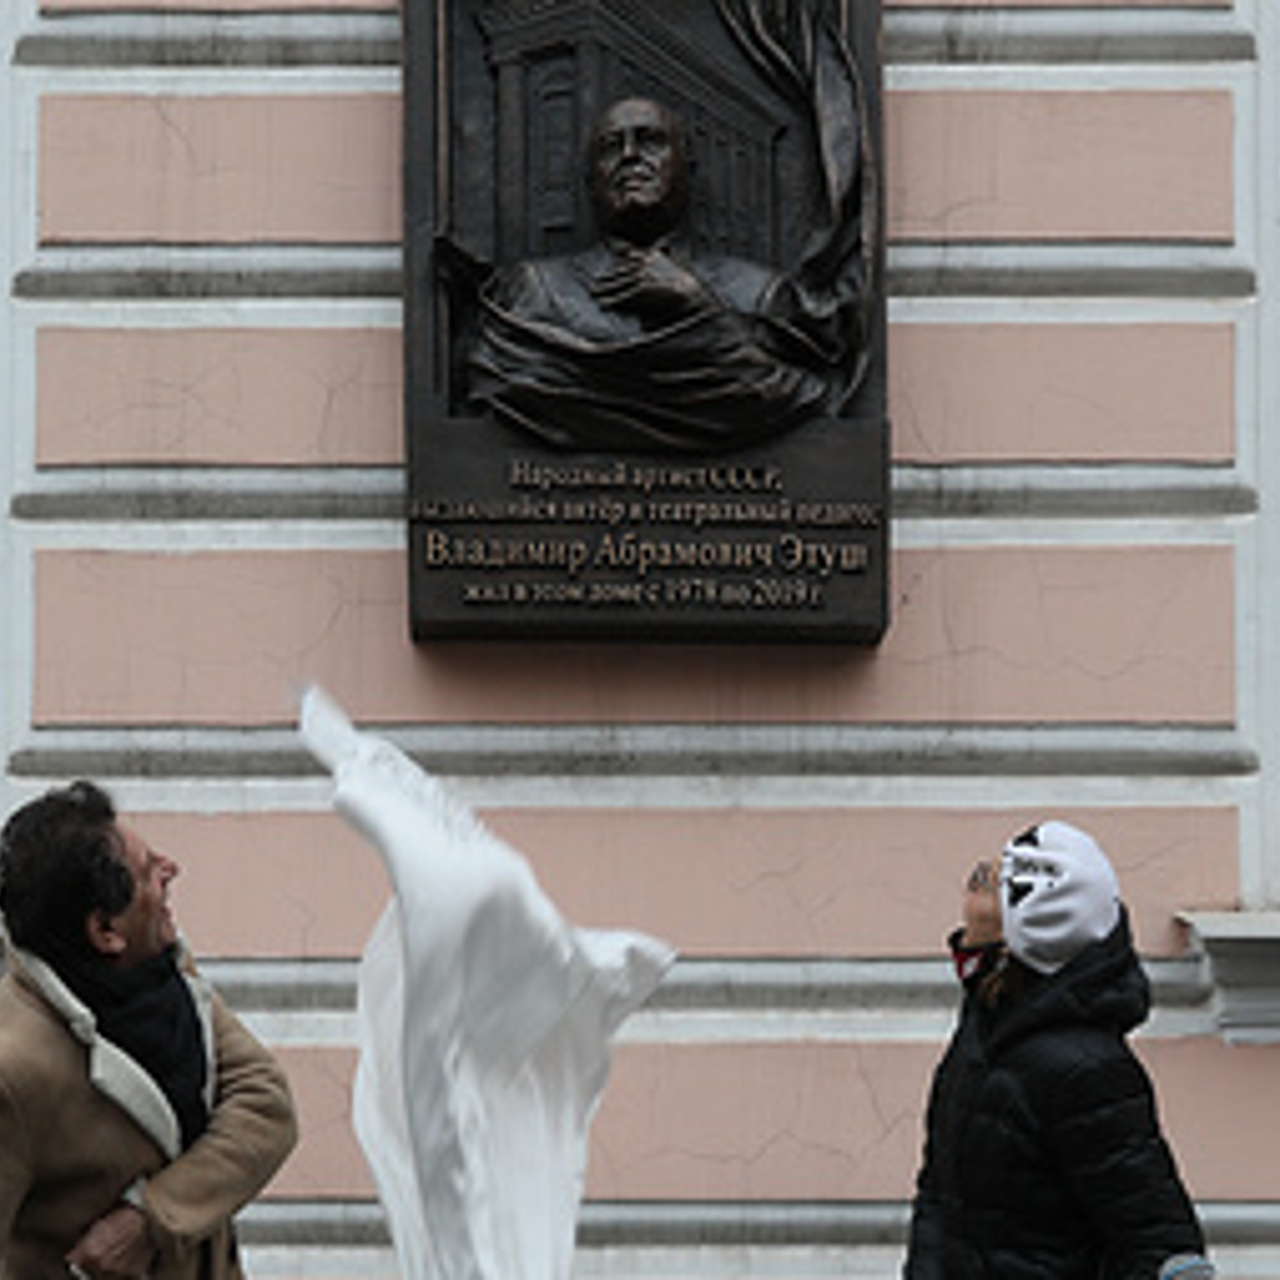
[85,911,126,958]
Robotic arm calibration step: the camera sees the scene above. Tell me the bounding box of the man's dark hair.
[0,781,133,959]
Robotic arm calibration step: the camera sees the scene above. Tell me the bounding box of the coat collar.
[5,937,215,1159]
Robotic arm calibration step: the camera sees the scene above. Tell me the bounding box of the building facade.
[3,0,1280,1274]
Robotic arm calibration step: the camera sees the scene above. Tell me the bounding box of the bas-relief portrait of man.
[403,0,886,642]
[466,90,869,452]
[420,0,882,457]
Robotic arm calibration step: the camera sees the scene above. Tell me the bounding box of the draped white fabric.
[299,687,675,1280]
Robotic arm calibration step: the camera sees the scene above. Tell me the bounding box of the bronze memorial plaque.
[405,0,887,642]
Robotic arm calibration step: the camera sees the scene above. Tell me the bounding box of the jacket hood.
[986,905,1150,1055]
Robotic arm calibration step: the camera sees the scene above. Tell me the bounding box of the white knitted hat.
[999,821,1121,975]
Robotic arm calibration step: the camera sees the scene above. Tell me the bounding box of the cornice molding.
[1180,911,1280,1044]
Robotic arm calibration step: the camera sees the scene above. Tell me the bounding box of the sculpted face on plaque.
[467,95,865,454]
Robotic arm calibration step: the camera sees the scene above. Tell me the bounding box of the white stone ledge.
[207,955,1208,1012]
[7,725,1259,782]
[11,9,1254,70]
[1180,911,1280,1044]
[234,1197,1280,1250]
[10,244,1258,303]
[886,9,1254,67]
[9,465,1256,525]
[14,13,401,68]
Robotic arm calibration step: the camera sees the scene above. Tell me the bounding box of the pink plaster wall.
[39,96,401,246]
[137,812,391,960]
[268,1037,1280,1202]
[33,546,1234,726]
[36,329,402,468]
[892,323,1235,464]
[888,90,1233,244]
[591,1041,930,1202]
[37,90,1232,245]
[595,1039,1280,1202]
[144,806,1237,962]
[34,321,1233,467]
[270,1047,364,1201]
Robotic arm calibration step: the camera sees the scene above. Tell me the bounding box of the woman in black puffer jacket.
[904,821,1210,1280]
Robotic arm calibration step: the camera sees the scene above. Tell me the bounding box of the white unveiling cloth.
[298,687,675,1280]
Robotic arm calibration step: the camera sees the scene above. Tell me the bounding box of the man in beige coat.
[0,780,297,1278]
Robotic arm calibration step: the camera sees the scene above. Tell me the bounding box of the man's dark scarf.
[51,944,209,1148]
